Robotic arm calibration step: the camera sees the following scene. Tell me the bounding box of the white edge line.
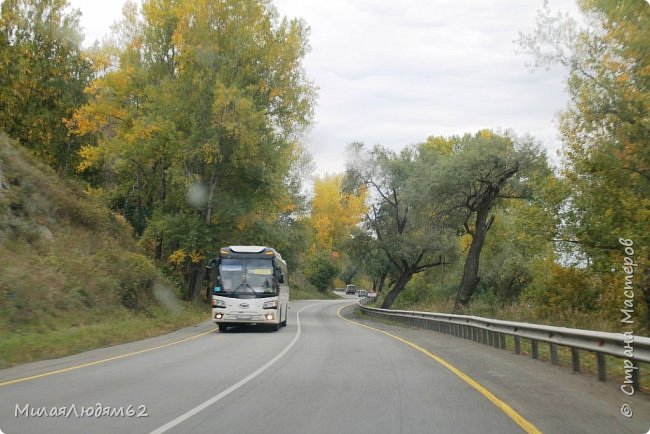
[149,302,319,434]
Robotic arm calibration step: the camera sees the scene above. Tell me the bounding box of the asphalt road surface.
[1,299,649,434]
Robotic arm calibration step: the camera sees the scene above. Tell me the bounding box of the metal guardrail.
[357,301,650,390]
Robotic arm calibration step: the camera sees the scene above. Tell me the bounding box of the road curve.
[1,300,647,433]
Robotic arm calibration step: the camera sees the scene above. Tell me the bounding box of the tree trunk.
[155,235,164,261]
[188,264,205,303]
[205,164,217,225]
[381,271,413,309]
[454,205,491,313]
[373,269,388,293]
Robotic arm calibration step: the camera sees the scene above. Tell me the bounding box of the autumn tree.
[72,0,316,300]
[520,0,649,328]
[0,0,92,173]
[309,174,366,252]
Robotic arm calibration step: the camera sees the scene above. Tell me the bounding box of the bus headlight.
[265,313,275,320]
[212,299,226,308]
[263,300,278,309]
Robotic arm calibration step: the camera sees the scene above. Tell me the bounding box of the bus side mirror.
[212,276,222,294]
[277,271,285,284]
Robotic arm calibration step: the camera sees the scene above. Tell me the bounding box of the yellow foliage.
[309,174,366,251]
[189,251,204,264]
[421,136,454,155]
[168,249,187,267]
[202,142,222,165]
[77,145,103,172]
[479,129,493,140]
[459,233,472,253]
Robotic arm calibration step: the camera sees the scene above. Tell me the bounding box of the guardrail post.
[499,334,506,349]
[596,353,606,382]
[514,336,521,354]
[531,339,539,359]
[632,363,640,390]
[550,344,558,364]
[571,348,580,373]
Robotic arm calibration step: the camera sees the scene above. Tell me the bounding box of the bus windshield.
[218,258,276,298]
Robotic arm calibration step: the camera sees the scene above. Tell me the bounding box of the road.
[1,299,649,434]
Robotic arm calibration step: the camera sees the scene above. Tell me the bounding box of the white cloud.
[68,0,125,46]
[274,0,579,173]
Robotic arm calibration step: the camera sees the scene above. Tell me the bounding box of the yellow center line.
[337,305,542,434]
[0,327,218,387]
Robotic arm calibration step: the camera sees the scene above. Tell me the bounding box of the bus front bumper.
[213,310,278,324]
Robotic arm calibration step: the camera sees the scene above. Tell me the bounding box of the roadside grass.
[289,273,338,300]
[0,304,207,368]
[291,286,338,300]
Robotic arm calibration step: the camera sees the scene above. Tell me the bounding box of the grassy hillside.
[0,134,205,367]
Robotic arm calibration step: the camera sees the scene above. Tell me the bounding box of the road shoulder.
[0,320,216,386]
[341,305,650,434]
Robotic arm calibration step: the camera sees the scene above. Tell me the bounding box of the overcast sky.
[69,0,580,175]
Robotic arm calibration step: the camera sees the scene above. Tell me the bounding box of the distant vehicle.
[356,289,368,298]
[206,246,289,332]
[345,284,357,295]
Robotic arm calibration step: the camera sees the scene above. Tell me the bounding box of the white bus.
[206,246,289,332]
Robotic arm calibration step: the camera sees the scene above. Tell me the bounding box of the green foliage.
[289,271,338,300]
[305,253,339,292]
[0,0,93,174]
[344,143,459,308]
[417,131,553,311]
[345,131,553,310]
[522,261,600,315]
